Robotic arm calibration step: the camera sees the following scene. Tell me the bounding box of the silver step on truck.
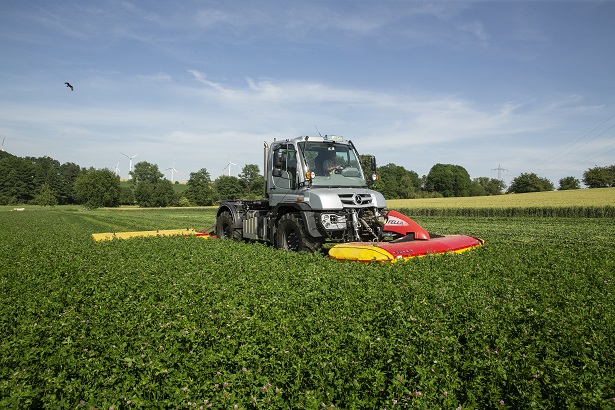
[215,135,387,252]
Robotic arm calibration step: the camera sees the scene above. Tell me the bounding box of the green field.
[1,193,614,408]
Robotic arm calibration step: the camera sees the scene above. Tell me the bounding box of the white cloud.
[188,69,227,92]
[137,72,172,82]
[459,21,489,47]
[194,9,233,28]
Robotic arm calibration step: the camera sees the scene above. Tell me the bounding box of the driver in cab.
[320,149,342,175]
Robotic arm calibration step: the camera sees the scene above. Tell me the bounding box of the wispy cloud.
[194,9,234,28]
[459,21,489,47]
[137,72,172,82]
[188,69,229,93]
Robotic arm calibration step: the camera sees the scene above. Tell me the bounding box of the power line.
[491,163,508,181]
[533,110,615,173]
[538,124,615,178]
[545,140,615,176]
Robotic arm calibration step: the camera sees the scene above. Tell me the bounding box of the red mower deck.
[328,234,484,262]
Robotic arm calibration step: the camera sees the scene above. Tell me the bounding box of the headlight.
[321,213,347,230]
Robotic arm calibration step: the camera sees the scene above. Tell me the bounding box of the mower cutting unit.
[328,210,484,262]
[92,134,483,261]
[92,228,211,241]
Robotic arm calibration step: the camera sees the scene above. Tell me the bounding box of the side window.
[287,146,298,187]
[272,144,297,190]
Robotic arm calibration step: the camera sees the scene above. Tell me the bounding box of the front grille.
[338,193,373,207]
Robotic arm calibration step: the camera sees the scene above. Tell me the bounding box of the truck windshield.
[298,141,368,188]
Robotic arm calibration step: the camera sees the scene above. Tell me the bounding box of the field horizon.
[3,187,613,215]
[387,187,614,209]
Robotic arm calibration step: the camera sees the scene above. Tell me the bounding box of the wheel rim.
[283,226,300,251]
[222,223,232,238]
[218,217,233,238]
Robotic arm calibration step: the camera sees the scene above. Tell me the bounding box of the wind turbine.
[223,156,237,176]
[114,161,121,177]
[165,162,179,183]
[120,152,140,173]
[1,137,5,152]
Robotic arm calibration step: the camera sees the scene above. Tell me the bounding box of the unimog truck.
[214,135,388,251]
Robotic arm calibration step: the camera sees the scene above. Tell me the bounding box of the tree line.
[1,150,613,208]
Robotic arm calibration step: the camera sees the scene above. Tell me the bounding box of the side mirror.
[368,155,378,187]
[273,151,284,168]
[272,151,284,177]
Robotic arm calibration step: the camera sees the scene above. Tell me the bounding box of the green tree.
[28,156,62,199]
[582,165,614,188]
[375,163,421,199]
[425,164,472,197]
[134,182,154,207]
[152,180,178,207]
[558,176,581,190]
[134,180,177,207]
[185,168,215,206]
[58,162,81,204]
[178,196,192,207]
[131,161,163,184]
[129,161,172,207]
[507,173,554,193]
[74,168,121,208]
[119,186,135,205]
[469,180,486,197]
[471,177,505,196]
[0,153,37,204]
[34,183,58,206]
[215,175,242,200]
[134,180,178,207]
[239,164,265,198]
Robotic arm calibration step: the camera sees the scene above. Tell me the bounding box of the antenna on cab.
[314,125,323,137]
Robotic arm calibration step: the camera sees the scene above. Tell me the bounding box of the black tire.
[215,211,242,240]
[275,213,322,252]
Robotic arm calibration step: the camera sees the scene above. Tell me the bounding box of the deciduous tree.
[558,176,580,190]
[239,164,264,198]
[425,164,472,197]
[0,153,37,204]
[34,183,58,206]
[185,168,215,206]
[58,162,81,204]
[507,173,554,193]
[471,177,505,196]
[119,186,135,205]
[74,168,120,208]
[583,165,614,188]
[376,163,421,199]
[215,175,242,200]
[131,161,163,184]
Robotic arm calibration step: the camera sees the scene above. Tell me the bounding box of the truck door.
[271,144,297,190]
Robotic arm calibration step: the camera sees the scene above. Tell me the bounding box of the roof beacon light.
[324,135,344,142]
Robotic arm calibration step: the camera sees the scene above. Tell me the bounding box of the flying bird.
[64,82,73,91]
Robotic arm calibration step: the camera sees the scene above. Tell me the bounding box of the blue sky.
[1,1,614,187]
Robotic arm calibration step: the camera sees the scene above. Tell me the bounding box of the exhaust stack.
[263,142,269,198]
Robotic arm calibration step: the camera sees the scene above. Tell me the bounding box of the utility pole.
[491,163,508,182]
